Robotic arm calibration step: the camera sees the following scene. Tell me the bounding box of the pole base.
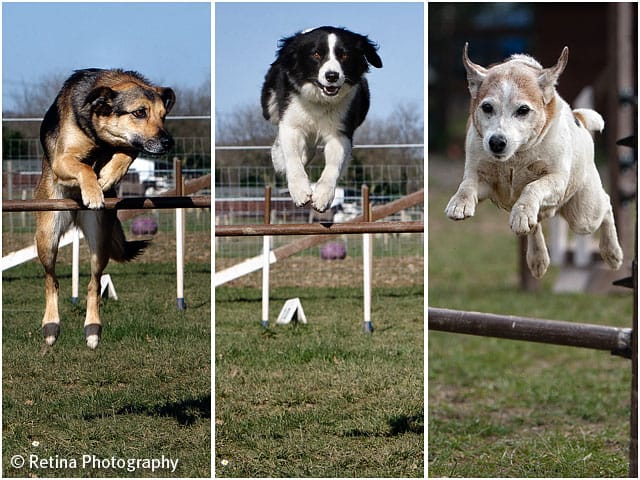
[176,298,187,310]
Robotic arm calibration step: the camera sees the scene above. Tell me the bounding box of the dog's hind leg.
[561,185,623,270]
[35,210,73,346]
[526,223,550,279]
[598,206,623,270]
[77,210,112,349]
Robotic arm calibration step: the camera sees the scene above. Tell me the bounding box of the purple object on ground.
[320,241,347,260]
[131,216,158,235]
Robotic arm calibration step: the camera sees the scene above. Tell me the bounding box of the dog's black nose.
[489,135,507,154]
[325,71,340,83]
[160,134,174,150]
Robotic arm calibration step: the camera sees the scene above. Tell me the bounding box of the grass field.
[2,260,211,478]
[428,162,634,478]
[215,282,424,477]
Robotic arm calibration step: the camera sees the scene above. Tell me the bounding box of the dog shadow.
[84,394,211,426]
[343,411,424,437]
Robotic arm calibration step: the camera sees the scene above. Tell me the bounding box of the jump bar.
[2,195,211,212]
[215,220,424,236]
[429,307,632,357]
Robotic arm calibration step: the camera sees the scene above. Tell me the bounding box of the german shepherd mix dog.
[446,44,623,278]
[35,69,175,349]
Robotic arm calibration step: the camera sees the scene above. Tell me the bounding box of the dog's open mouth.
[316,82,341,97]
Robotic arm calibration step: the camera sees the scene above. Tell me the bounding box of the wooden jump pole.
[428,307,632,356]
[214,189,424,287]
[215,220,424,237]
[2,195,211,212]
[118,174,211,221]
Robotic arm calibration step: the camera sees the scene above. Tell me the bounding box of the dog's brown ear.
[157,87,176,114]
[462,43,487,99]
[538,47,569,104]
[85,86,115,116]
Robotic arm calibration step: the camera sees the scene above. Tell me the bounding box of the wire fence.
[214,144,424,288]
[2,134,211,265]
[2,134,423,286]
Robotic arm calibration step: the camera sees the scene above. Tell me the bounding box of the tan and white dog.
[445,44,623,278]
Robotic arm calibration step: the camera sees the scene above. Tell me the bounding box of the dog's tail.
[573,108,605,133]
[110,218,150,262]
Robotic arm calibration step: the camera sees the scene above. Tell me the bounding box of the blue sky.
[215,2,424,121]
[2,2,211,113]
[2,1,423,120]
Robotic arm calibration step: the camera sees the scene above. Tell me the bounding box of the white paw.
[445,193,476,220]
[601,241,623,270]
[86,335,100,350]
[84,324,102,349]
[527,248,550,279]
[509,203,538,235]
[42,323,60,346]
[311,182,335,212]
[288,181,313,207]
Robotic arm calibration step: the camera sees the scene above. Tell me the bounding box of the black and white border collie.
[261,26,382,212]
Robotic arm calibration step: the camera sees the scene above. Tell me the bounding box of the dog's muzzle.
[139,131,174,155]
[317,70,343,96]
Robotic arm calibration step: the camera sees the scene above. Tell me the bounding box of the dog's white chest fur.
[278,84,357,144]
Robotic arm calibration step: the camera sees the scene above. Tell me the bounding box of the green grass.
[215,285,424,477]
[2,261,211,478]
[428,183,633,478]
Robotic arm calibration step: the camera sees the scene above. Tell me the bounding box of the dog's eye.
[516,105,531,116]
[481,103,493,114]
[132,109,147,119]
[339,52,349,61]
[312,51,321,60]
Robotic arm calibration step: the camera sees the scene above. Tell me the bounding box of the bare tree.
[5,72,68,117]
[214,100,424,193]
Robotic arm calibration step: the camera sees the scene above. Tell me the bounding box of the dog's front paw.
[84,324,102,350]
[445,193,476,220]
[311,182,335,212]
[509,203,538,235]
[288,181,313,207]
[97,175,115,192]
[81,185,105,209]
